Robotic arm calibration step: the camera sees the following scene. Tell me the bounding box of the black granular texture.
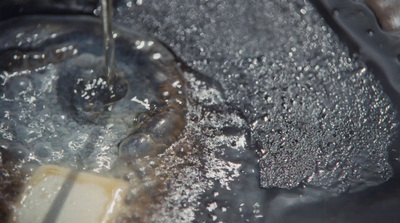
[115,0,398,193]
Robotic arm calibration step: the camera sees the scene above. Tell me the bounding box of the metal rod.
[101,0,115,84]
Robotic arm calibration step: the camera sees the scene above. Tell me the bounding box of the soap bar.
[12,165,128,223]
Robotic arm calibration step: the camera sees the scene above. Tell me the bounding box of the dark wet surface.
[0,0,400,222]
[114,0,400,221]
[312,0,400,105]
[121,0,394,189]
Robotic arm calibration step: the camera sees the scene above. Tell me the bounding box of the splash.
[0,15,186,174]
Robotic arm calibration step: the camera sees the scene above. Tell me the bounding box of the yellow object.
[12,165,128,223]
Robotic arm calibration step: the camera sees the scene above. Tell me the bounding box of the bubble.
[118,133,164,158]
[367,29,374,36]
[33,142,52,162]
